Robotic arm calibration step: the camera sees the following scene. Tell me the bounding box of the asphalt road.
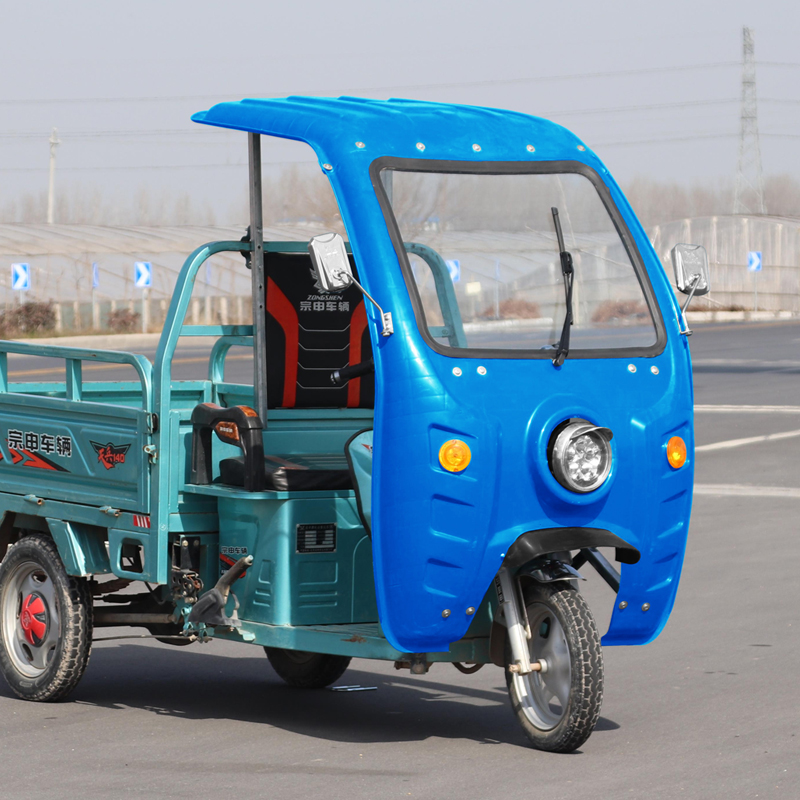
[0,321,798,799]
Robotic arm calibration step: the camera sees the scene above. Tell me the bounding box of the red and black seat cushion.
[265,251,374,409]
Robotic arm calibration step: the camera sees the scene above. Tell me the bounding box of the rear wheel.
[505,581,603,753]
[0,535,93,701]
[265,647,351,688]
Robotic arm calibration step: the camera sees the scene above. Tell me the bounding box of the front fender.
[502,527,640,570]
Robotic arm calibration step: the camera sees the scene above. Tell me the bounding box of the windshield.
[378,164,660,355]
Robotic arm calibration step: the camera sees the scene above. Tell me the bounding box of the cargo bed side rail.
[0,341,153,412]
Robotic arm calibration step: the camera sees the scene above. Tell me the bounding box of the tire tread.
[0,534,93,702]
[506,582,603,753]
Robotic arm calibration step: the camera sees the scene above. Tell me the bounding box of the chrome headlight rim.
[549,418,613,494]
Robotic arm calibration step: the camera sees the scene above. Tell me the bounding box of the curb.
[686,310,796,323]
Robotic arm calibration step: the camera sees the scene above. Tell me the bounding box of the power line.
[0,163,247,173]
[594,131,800,148]
[0,159,312,173]
[5,129,800,168]
[761,97,800,105]
[0,61,743,106]
[0,129,230,140]
[594,132,738,148]
[0,97,759,142]
[545,97,738,118]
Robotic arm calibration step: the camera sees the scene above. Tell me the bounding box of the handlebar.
[330,358,374,387]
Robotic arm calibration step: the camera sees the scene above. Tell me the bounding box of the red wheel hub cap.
[20,593,48,646]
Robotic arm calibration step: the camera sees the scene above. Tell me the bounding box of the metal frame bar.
[248,133,268,424]
[404,241,466,347]
[153,238,251,583]
[495,567,534,675]
[0,340,152,410]
[579,547,621,593]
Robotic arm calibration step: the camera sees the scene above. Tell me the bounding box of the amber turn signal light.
[666,436,687,469]
[439,439,472,473]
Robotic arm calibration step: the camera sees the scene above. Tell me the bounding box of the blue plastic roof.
[191,96,596,167]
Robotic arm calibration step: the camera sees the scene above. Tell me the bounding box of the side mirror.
[308,232,354,292]
[307,232,394,337]
[670,243,710,296]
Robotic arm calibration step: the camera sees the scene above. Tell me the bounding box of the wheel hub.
[20,592,49,646]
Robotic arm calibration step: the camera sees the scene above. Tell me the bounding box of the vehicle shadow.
[0,642,620,747]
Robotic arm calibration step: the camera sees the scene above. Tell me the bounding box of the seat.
[192,248,374,494]
[265,251,374,409]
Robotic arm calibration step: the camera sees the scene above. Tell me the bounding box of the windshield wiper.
[550,206,574,367]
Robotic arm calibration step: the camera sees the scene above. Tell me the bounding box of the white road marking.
[695,429,800,452]
[694,484,800,499]
[695,405,800,414]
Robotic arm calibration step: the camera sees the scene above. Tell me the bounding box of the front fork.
[495,567,545,676]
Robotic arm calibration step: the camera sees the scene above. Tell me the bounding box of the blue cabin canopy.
[191,96,601,170]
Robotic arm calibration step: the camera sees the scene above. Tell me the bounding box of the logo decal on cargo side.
[4,429,72,470]
[90,441,131,470]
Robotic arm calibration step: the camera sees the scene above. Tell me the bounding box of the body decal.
[91,441,131,470]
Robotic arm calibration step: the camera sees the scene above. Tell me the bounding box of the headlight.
[550,420,613,494]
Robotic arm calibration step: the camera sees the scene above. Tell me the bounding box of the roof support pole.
[248,132,268,424]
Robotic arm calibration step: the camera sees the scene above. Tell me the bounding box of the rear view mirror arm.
[335,269,394,337]
[677,273,701,336]
[680,273,702,315]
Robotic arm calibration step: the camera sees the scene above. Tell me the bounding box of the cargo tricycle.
[0,97,708,752]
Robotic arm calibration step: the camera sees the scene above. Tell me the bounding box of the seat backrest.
[265,251,374,409]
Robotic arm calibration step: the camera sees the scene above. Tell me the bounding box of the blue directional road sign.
[134,261,152,288]
[11,263,30,291]
[747,251,762,272]
[92,262,100,289]
[445,259,461,283]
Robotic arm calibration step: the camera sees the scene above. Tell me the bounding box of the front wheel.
[505,581,603,753]
[0,534,93,701]
[265,647,351,688]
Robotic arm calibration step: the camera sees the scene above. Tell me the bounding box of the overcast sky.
[2,0,798,223]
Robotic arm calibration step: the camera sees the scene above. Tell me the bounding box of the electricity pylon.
[733,27,766,215]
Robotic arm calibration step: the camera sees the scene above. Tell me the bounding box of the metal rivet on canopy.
[322,163,333,171]
[416,142,426,151]
[355,141,365,149]
[526,144,536,153]
[577,144,586,151]
[472,143,481,152]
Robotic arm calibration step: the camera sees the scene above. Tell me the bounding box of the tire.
[505,581,603,753]
[265,647,351,689]
[0,534,93,702]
